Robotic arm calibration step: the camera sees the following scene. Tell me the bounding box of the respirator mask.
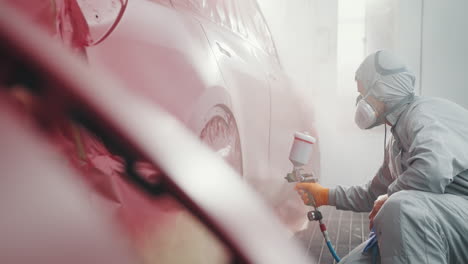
[354,93,378,129]
[354,91,415,130]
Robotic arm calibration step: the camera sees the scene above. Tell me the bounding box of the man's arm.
[296,137,396,212]
[329,166,390,212]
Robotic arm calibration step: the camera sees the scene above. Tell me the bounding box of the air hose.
[307,209,341,262]
[286,132,341,262]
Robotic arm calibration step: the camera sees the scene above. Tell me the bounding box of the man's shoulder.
[401,96,468,133]
[408,96,468,117]
[401,97,430,120]
[405,96,453,117]
[396,97,441,134]
[411,96,446,106]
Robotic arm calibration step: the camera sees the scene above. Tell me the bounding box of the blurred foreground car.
[48,0,322,232]
[0,4,313,264]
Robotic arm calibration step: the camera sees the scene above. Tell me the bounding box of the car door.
[265,55,320,230]
[84,0,226,128]
[241,1,321,230]
[172,0,272,184]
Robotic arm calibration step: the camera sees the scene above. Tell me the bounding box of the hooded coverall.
[331,51,468,264]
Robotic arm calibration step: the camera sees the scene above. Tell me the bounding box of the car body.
[81,0,321,231]
[0,4,313,263]
[7,0,321,231]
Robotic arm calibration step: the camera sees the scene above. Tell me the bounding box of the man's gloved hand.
[294,182,329,207]
[369,194,388,230]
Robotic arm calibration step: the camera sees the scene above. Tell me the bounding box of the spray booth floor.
[293,206,371,264]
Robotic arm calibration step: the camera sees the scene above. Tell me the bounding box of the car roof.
[0,3,311,264]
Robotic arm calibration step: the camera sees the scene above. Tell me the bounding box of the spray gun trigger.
[285,169,318,183]
[301,174,318,183]
[306,191,316,207]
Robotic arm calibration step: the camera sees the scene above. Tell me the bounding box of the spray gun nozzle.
[285,166,318,182]
[284,172,298,182]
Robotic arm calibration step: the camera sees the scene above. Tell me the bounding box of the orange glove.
[295,182,329,207]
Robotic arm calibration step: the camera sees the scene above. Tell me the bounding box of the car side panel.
[85,0,229,129]
[267,60,321,231]
[199,21,272,186]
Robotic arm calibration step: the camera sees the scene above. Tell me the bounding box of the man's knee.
[373,190,424,229]
[339,242,374,264]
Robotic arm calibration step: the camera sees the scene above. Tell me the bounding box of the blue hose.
[326,240,341,262]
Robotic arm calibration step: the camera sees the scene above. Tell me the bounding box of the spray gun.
[286,132,341,262]
[285,132,321,220]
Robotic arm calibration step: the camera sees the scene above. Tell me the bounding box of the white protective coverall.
[329,50,468,263]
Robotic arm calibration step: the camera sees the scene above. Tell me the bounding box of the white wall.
[365,0,468,108]
[365,0,423,93]
[258,0,389,187]
[257,0,337,97]
[324,0,386,187]
[255,0,468,190]
[420,0,468,108]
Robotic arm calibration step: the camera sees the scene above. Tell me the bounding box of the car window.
[173,0,249,37]
[202,0,231,28]
[170,0,205,13]
[172,0,277,59]
[172,0,230,28]
[228,0,248,38]
[150,0,171,5]
[223,0,241,36]
[237,0,276,56]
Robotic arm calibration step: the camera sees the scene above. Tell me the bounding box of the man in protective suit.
[296,50,468,263]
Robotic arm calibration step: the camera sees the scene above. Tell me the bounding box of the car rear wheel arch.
[199,104,243,176]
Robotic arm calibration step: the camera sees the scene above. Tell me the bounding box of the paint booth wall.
[366,0,468,109]
[256,0,337,98]
[420,0,468,107]
[257,0,468,188]
[257,0,387,187]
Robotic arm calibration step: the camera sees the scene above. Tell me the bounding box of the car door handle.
[216,42,231,58]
